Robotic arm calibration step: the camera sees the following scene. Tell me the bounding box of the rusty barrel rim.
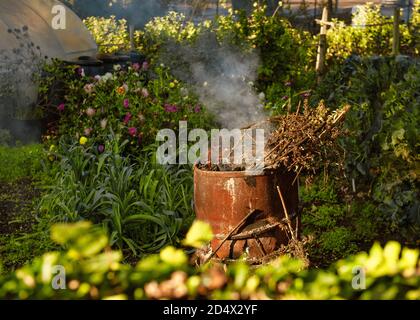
[194,165,282,177]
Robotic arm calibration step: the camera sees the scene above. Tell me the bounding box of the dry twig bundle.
[202,102,350,173]
[263,102,350,172]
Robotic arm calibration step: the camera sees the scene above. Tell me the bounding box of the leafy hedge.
[142,6,316,106]
[326,3,419,61]
[314,56,420,240]
[84,16,131,54]
[0,221,419,300]
[83,3,420,114]
[85,6,316,110]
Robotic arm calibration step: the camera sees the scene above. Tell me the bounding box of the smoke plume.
[159,32,266,129]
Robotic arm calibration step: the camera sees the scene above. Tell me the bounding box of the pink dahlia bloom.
[123,99,130,109]
[123,113,132,124]
[128,127,137,137]
[164,104,178,113]
[132,63,141,71]
[86,108,96,117]
[57,103,65,112]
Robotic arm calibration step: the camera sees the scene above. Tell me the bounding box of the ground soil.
[0,179,39,235]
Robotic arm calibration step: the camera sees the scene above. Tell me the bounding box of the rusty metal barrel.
[194,166,299,260]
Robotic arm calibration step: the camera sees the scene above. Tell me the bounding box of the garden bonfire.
[201,101,351,174]
[194,101,351,264]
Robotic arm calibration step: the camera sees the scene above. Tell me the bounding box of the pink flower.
[128,127,137,137]
[132,63,141,71]
[141,88,149,98]
[57,103,65,112]
[84,128,93,136]
[282,95,289,101]
[164,103,178,113]
[76,67,85,77]
[98,144,105,154]
[123,99,130,109]
[123,112,132,124]
[142,61,149,71]
[86,108,96,117]
[194,105,201,113]
[84,83,95,94]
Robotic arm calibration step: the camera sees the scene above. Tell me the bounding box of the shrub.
[313,56,420,240]
[38,136,195,256]
[38,60,213,155]
[0,221,418,300]
[84,16,131,53]
[326,3,419,62]
[141,6,316,110]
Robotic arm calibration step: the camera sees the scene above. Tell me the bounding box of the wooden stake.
[277,186,296,240]
[316,6,330,82]
[392,7,401,56]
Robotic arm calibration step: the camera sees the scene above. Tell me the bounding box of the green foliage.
[141,11,206,53]
[0,222,418,300]
[302,203,356,263]
[38,136,195,256]
[0,212,56,274]
[412,0,420,50]
[300,182,338,203]
[141,6,316,110]
[84,4,420,117]
[326,3,419,62]
[300,180,388,265]
[182,220,214,249]
[216,5,316,90]
[84,16,132,53]
[0,145,44,183]
[38,59,213,154]
[373,66,420,232]
[304,204,344,229]
[318,227,357,257]
[313,56,420,240]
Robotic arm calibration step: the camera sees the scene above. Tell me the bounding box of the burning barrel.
[194,166,299,261]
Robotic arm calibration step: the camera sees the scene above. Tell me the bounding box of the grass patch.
[0,144,56,272]
[0,144,44,183]
[0,179,56,273]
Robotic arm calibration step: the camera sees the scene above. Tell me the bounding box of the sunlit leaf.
[182,220,213,249]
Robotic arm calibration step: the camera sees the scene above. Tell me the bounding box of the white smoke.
[159,32,266,129]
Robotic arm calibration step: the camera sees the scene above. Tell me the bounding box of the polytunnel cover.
[0,0,97,130]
